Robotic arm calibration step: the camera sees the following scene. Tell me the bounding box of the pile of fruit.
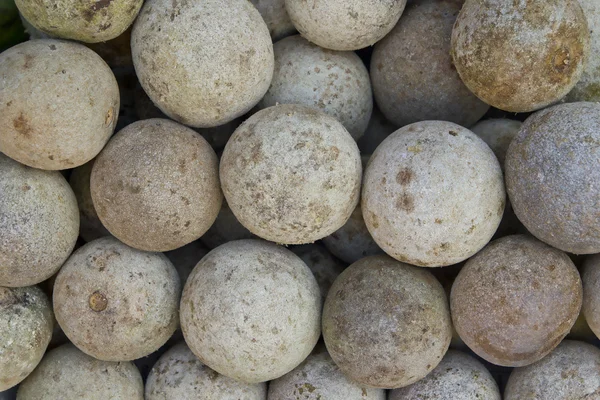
[1,0,600,398]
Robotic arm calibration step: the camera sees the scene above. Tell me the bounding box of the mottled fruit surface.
[268,352,385,400]
[91,119,222,252]
[582,254,600,341]
[323,255,452,388]
[451,0,589,112]
[362,121,504,267]
[0,286,53,391]
[505,102,600,254]
[451,235,582,367]
[505,340,600,399]
[0,153,79,287]
[131,0,273,127]
[220,105,361,245]
[390,350,501,400]
[16,344,143,399]
[53,237,180,361]
[0,39,119,170]
[180,239,321,383]
[372,0,489,128]
[146,342,267,400]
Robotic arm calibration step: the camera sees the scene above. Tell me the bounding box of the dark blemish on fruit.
[13,113,33,137]
[89,291,108,312]
[90,0,114,12]
[396,168,414,185]
[396,193,415,212]
[49,44,56,50]
[449,130,458,136]
[23,54,33,69]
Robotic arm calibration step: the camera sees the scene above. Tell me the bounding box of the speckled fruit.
[565,0,600,102]
[131,0,274,128]
[90,119,222,252]
[16,0,141,43]
[323,255,452,388]
[451,0,589,112]
[200,201,255,249]
[390,350,500,400]
[250,0,295,41]
[146,342,267,400]
[268,352,386,400]
[53,237,180,361]
[16,344,143,400]
[451,235,582,367]
[470,119,522,170]
[291,244,345,302]
[164,241,209,288]
[69,159,111,242]
[257,35,372,140]
[371,0,489,128]
[505,102,600,254]
[582,254,600,340]
[0,39,119,170]
[505,340,600,399]
[285,0,406,51]
[220,105,362,245]
[0,286,53,391]
[0,153,79,287]
[362,121,504,267]
[180,239,321,383]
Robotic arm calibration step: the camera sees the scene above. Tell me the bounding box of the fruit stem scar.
[89,291,108,312]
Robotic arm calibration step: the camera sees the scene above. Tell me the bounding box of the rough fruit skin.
[371,0,489,128]
[220,105,362,245]
[505,340,600,399]
[180,239,321,383]
[69,159,111,242]
[285,0,407,51]
[390,350,501,400]
[145,342,267,400]
[268,352,386,400]
[131,0,274,128]
[582,254,600,341]
[257,35,372,140]
[322,255,452,389]
[362,121,505,267]
[451,0,589,112]
[0,153,79,287]
[0,286,53,391]
[565,0,600,102]
[470,119,522,170]
[0,39,119,170]
[250,0,296,41]
[53,237,181,361]
[90,119,222,252]
[451,235,582,367]
[16,0,141,43]
[16,344,143,400]
[505,102,600,254]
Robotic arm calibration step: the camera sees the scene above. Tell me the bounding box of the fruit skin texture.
[371,0,489,128]
[505,102,600,254]
[451,235,582,367]
[90,119,222,252]
[0,153,79,287]
[582,254,600,341]
[16,344,143,400]
[389,350,501,400]
[257,35,372,141]
[145,342,267,400]
[451,0,590,112]
[322,255,452,389]
[564,0,600,102]
[131,0,274,128]
[180,239,321,383]
[0,39,119,170]
[220,105,362,245]
[504,340,600,400]
[0,286,53,391]
[53,237,181,361]
[285,0,406,51]
[250,0,296,41]
[268,352,386,400]
[362,121,505,267]
[16,0,141,43]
